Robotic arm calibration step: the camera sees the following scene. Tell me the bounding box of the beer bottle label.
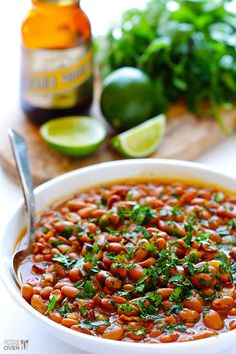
[21,45,93,109]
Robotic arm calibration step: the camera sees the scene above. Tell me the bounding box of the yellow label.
[24,49,92,94]
[21,45,93,109]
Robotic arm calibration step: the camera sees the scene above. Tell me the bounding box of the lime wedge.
[111,114,166,158]
[40,116,106,157]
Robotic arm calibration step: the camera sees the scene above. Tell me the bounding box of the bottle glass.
[21,0,93,124]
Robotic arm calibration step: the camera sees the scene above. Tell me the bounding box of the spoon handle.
[8,129,35,243]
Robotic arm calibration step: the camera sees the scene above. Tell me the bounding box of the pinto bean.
[21,284,34,302]
[133,239,149,262]
[110,264,128,278]
[102,325,125,340]
[61,318,78,328]
[100,298,116,312]
[31,294,47,314]
[229,320,236,330]
[68,268,81,282]
[183,297,203,313]
[160,333,180,343]
[54,221,74,232]
[179,308,200,323]
[108,243,123,253]
[138,257,156,268]
[203,310,224,330]
[105,276,122,292]
[61,286,79,298]
[191,273,214,288]
[212,296,234,312]
[128,265,145,281]
[49,311,62,323]
[40,286,53,300]
[156,288,173,299]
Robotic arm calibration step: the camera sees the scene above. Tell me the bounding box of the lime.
[111,114,166,158]
[100,67,154,132]
[40,116,106,157]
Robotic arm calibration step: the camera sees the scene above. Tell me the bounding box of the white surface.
[2,160,236,354]
[0,1,236,354]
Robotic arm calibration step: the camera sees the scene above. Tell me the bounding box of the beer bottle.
[21,0,93,125]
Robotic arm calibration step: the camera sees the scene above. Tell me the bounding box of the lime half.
[111,114,166,158]
[40,116,106,157]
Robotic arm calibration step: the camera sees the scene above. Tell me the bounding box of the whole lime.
[100,67,154,132]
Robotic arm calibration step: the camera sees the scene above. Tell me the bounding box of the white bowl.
[1,159,236,354]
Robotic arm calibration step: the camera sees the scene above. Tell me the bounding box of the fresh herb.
[198,232,211,245]
[132,205,157,225]
[79,305,89,316]
[47,296,57,313]
[136,292,162,319]
[169,304,183,315]
[83,281,96,298]
[135,225,151,239]
[172,206,182,216]
[229,219,236,228]
[129,327,147,336]
[74,258,85,276]
[119,302,134,313]
[58,303,72,315]
[97,0,236,130]
[162,323,187,333]
[61,226,74,238]
[214,192,224,202]
[52,253,77,268]
[80,320,109,329]
[169,287,183,303]
[145,243,158,253]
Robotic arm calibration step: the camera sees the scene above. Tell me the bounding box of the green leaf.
[47,296,57,312]
[52,253,77,268]
[84,281,96,298]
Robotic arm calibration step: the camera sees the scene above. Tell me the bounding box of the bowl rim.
[1,158,236,351]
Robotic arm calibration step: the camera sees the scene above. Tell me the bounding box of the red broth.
[19,180,236,343]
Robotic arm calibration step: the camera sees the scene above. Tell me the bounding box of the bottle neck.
[33,0,78,6]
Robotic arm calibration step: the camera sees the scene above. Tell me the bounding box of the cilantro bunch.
[96,0,236,128]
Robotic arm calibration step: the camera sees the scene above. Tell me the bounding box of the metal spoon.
[8,129,36,287]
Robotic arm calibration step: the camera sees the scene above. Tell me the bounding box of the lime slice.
[111,114,166,158]
[40,116,106,157]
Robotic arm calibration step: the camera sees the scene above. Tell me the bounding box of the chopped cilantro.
[129,327,146,336]
[61,226,74,238]
[172,206,182,216]
[145,243,158,253]
[169,287,183,303]
[79,305,89,316]
[229,219,236,228]
[214,192,224,202]
[132,205,157,225]
[52,253,77,268]
[74,257,85,276]
[162,323,187,333]
[83,281,96,298]
[80,320,109,329]
[58,303,72,315]
[119,302,134,313]
[47,296,57,313]
[169,304,183,315]
[135,225,150,239]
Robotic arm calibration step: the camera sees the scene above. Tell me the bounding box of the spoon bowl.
[8,129,36,287]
